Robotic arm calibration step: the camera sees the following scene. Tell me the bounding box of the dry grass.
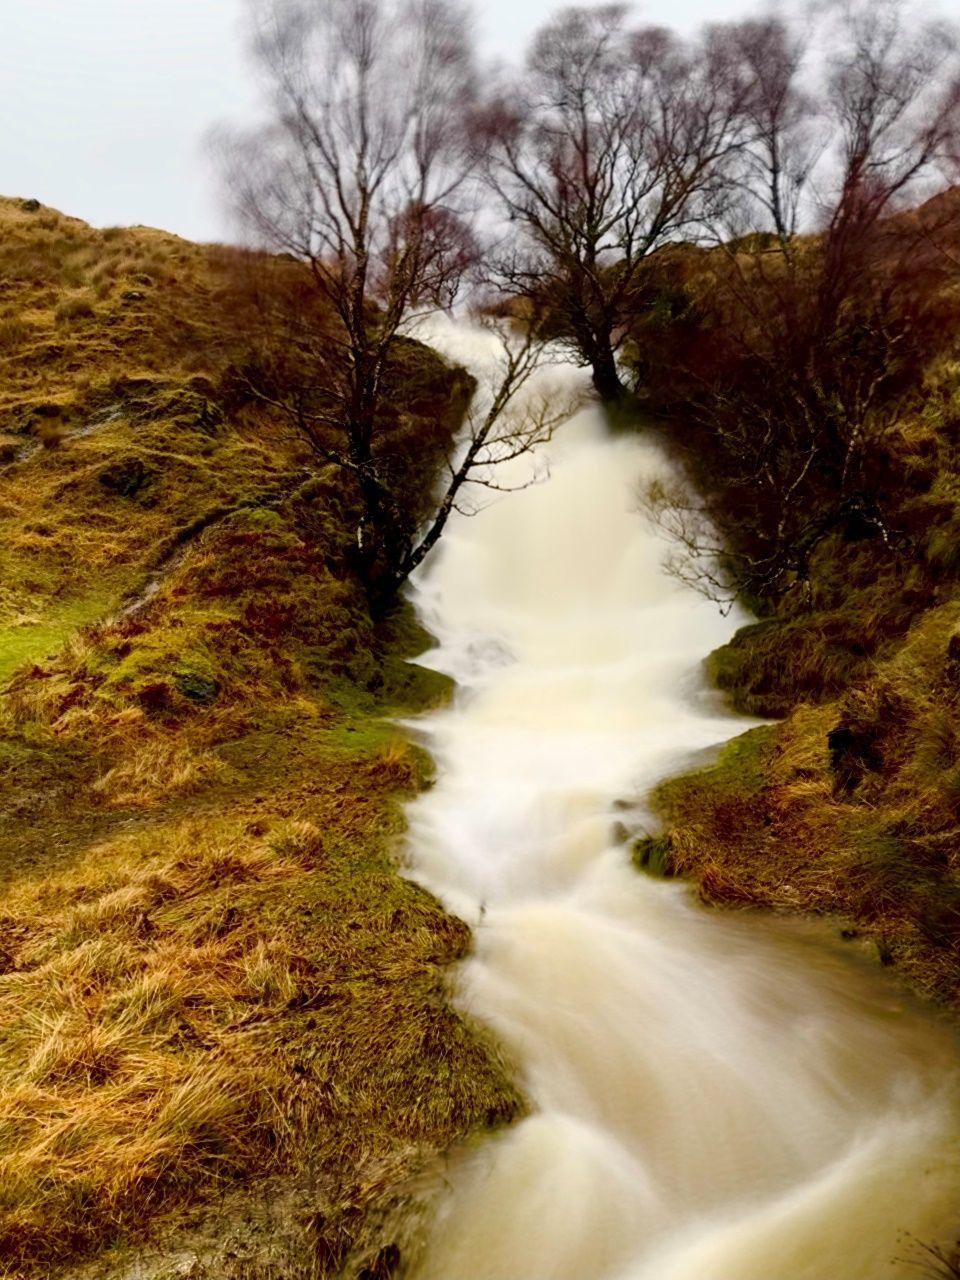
[0,316,28,351]
[654,600,960,1008]
[635,214,960,1020]
[91,736,236,807]
[0,197,307,683]
[0,804,520,1276]
[0,524,518,1278]
[0,196,519,1278]
[54,291,97,324]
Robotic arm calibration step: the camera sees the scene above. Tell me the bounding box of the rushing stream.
[403,319,960,1280]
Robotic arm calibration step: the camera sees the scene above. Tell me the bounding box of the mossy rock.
[631,833,675,878]
[705,615,875,718]
[157,387,224,435]
[174,670,220,705]
[654,726,774,819]
[236,506,287,532]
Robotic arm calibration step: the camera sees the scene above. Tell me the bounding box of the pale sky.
[3,0,767,242]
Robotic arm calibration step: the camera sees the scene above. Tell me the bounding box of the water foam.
[404,316,960,1280]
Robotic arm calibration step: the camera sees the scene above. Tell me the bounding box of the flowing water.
[403,319,960,1280]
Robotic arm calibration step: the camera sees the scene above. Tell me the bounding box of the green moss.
[174,670,220,705]
[631,833,674,878]
[655,726,774,813]
[0,591,115,684]
[240,506,286,530]
[0,198,518,1277]
[705,613,886,718]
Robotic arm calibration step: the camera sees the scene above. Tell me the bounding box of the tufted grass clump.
[0,807,521,1275]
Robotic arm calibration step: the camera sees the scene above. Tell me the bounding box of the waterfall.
[403,317,960,1280]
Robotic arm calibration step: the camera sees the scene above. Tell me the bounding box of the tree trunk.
[570,311,624,401]
[590,342,625,401]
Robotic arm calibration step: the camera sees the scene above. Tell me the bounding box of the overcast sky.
[4,0,768,241]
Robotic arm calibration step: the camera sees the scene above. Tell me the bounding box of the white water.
[403,319,960,1280]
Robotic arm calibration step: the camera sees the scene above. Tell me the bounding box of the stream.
[403,319,960,1280]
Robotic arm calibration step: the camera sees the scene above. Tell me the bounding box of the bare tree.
[818,0,960,321]
[640,0,960,607]
[726,15,820,250]
[397,317,578,577]
[476,6,753,401]
[641,373,904,609]
[218,0,566,606]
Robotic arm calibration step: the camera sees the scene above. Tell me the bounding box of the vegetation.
[647,486,960,1016]
[473,6,750,401]
[618,21,960,1021]
[4,0,960,1271]
[217,0,566,609]
[0,196,522,1277]
[473,0,960,1034]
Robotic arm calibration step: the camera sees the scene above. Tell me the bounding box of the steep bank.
[0,199,520,1277]
[652,603,960,1005]
[623,198,960,1025]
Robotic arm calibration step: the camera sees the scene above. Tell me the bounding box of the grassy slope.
[0,198,521,1279]
[639,215,960,1018]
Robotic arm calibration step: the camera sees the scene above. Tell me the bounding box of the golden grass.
[0,197,310,660]
[0,764,521,1276]
[0,628,519,1276]
[91,736,236,807]
[641,263,960,1010]
[0,196,520,1277]
[655,600,960,1007]
[0,823,295,1263]
[54,291,97,325]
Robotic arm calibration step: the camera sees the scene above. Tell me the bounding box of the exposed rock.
[109,376,224,434]
[98,457,152,498]
[161,387,224,434]
[174,671,220,705]
[31,401,64,419]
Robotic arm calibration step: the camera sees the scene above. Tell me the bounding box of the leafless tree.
[725,15,820,250]
[476,6,753,401]
[817,0,960,324]
[398,317,578,576]
[641,0,960,607]
[217,0,567,605]
[641,379,904,610]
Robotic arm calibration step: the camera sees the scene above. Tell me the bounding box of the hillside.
[0,198,521,1278]
[4,184,960,1276]
[628,194,960,1019]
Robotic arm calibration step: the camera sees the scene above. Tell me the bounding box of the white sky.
[3,0,775,241]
